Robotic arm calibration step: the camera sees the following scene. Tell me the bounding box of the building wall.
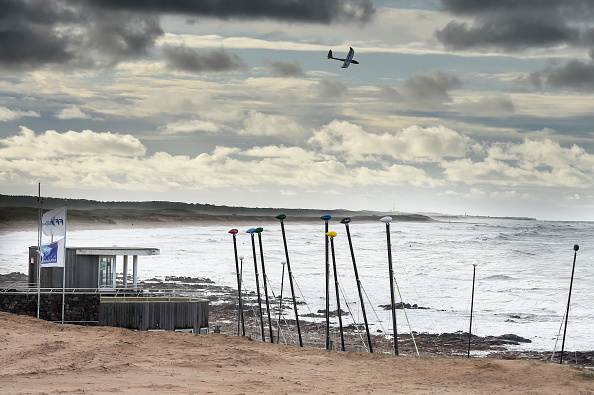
[28,247,99,289]
[0,293,100,323]
[99,300,209,332]
[1,293,209,332]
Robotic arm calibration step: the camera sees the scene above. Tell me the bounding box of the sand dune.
[0,312,592,394]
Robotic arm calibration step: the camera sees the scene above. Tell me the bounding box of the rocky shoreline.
[136,275,594,368]
[2,272,593,368]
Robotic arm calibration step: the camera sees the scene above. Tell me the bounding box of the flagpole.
[61,201,67,324]
[37,183,42,319]
[320,214,331,350]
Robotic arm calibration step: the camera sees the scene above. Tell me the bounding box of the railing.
[0,284,208,299]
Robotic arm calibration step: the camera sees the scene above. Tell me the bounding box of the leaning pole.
[381,216,398,355]
[229,229,245,336]
[247,228,266,342]
[254,227,274,343]
[560,244,579,364]
[276,214,303,347]
[277,260,286,344]
[467,262,478,358]
[327,231,345,351]
[321,215,331,350]
[341,217,373,353]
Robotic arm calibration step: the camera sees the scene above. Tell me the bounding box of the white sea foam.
[1,217,593,351]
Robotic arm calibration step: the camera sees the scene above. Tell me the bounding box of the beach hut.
[29,246,159,291]
[8,246,210,333]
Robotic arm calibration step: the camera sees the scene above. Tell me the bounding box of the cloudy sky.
[2,0,594,220]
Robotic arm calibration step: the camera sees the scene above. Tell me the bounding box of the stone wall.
[0,293,100,323]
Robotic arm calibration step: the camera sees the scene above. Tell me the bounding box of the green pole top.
[254,227,264,233]
[276,214,287,220]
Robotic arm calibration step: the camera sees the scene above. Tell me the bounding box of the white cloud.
[308,121,470,162]
[0,127,441,191]
[442,138,594,188]
[55,105,90,120]
[0,127,146,159]
[239,110,309,140]
[489,190,531,200]
[1,126,593,207]
[0,106,40,121]
[160,119,222,134]
[565,193,581,200]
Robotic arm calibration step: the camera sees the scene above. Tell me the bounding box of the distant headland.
[0,194,535,229]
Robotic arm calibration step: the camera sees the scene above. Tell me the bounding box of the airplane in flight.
[327,47,359,68]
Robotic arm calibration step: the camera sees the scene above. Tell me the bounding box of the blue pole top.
[320,215,331,221]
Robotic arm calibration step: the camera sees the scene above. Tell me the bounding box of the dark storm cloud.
[436,0,594,50]
[375,71,460,109]
[518,53,594,93]
[546,60,594,91]
[401,69,461,108]
[265,60,305,77]
[163,45,248,72]
[86,12,163,63]
[0,0,77,69]
[74,0,376,24]
[317,79,348,99]
[0,0,163,70]
[0,0,375,70]
[437,0,594,93]
[377,84,403,102]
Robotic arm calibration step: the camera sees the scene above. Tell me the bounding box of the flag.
[40,238,65,267]
[42,206,66,236]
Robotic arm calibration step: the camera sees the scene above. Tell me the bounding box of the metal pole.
[255,228,274,343]
[321,214,331,350]
[327,232,345,351]
[37,183,42,319]
[381,216,398,355]
[277,260,286,344]
[560,244,579,364]
[61,201,67,324]
[276,214,303,347]
[247,228,266,342]
[468,262,478,358]
[239,255,245,336]
[229,229,245,336]
[341,217,373,353]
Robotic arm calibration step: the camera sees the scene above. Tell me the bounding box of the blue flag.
[40,238,65,267]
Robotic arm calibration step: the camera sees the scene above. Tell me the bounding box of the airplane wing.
[341,47,355,68]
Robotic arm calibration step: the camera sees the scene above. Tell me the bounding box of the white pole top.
[239,255,244,260]
[380,216,392,223]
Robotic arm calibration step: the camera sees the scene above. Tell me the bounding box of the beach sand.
[1,312,593,394]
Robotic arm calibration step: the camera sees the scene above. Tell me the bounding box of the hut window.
[99,256,116,289]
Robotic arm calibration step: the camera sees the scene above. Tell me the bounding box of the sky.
[1,0,594,221]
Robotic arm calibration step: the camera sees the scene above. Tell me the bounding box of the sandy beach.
[0,312,593,394]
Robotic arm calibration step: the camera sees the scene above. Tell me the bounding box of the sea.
[1,217,593,353]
